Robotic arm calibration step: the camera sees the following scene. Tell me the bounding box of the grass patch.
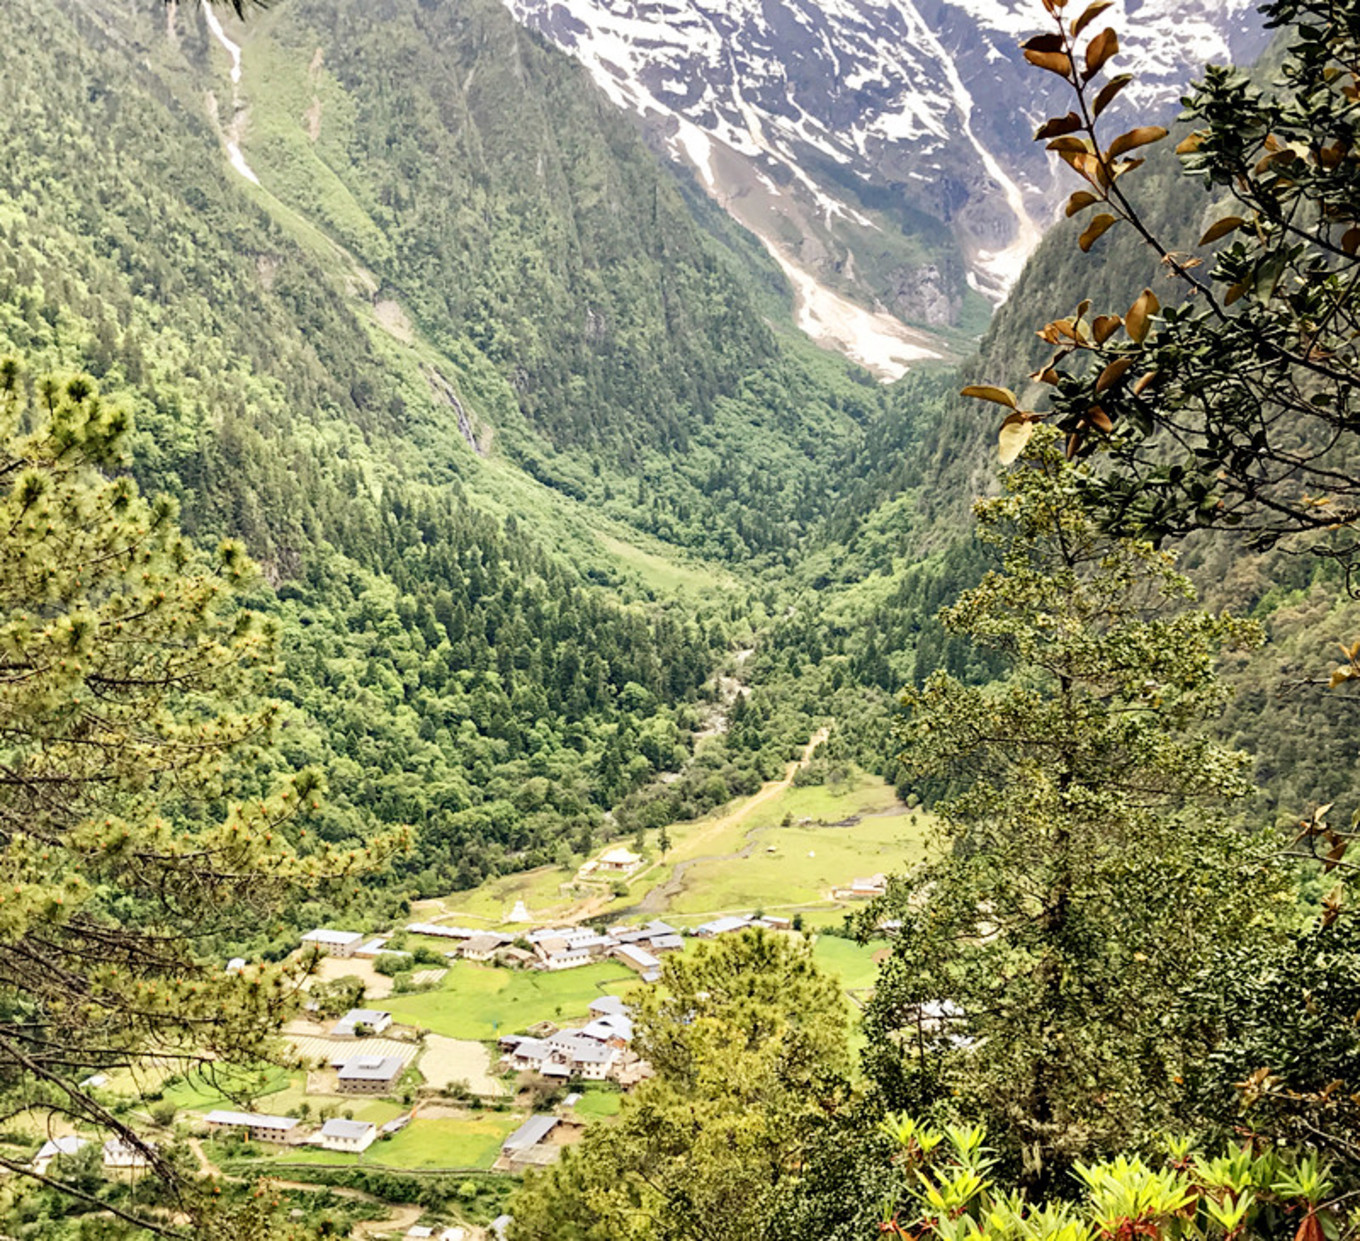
[811,936,885,993]
[163,1065,294,1112]
[665,810,928,916]
[382,961,639,1039]
[572,1088,623,1120]
[377,1113,520,1169]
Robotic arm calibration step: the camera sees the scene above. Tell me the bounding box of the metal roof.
[302,928,364,944]
[503,1114,560,1151]
[320,1118,375,1139]
[336,1055,404,1081]
[204,1110,297,1131]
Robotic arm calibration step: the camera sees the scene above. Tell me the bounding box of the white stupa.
[508,900,532,923]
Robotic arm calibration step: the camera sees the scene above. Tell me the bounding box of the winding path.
[619,727,828,918]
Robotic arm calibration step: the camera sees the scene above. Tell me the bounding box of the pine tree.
[864,432,1287,1189]
[0,364,383,1226]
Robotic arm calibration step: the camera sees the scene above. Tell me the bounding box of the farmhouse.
[204,1111,299,1143]
[462,934,508,961]
[581,1014,633,1046]
[336,1054,405,1094]
[33,1136,86,1176]
[694,915,753,938]
[331,1008,393,1038]
[612,943,662,981]
[598,847,641,873]
[102,1138,153,1170]
[542,948,592,971]
[842,874,888,900]
[499,1114,562,1170]
[503,1037,552,1072]
[650,933,684,952]
[548,1032,618,1079]
[300,928,364,958]
[352,937,391,959]
[588,995,629,1019]
[318,1118,376,1153]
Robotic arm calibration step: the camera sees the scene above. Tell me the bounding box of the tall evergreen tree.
[0,364,380,1230]
[864,432,1286,1189]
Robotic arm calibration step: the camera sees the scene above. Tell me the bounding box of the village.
[15,769,913,1239]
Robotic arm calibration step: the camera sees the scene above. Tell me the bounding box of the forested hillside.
[766,112,1360,827]
[0,0,884,918]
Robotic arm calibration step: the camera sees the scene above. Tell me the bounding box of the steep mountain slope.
[0,0,878,897]
[503,0,1269,366]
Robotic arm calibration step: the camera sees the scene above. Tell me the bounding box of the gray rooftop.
[503,1114,560,1151]
[204,1110,297,1131]
[336,1054,405,1081]
[320,1118,375,1140]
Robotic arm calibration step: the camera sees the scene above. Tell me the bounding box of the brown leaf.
[1132,371,1159,396]
[1324,839,1349,873]
[1199,216,1245,245]
[1021,32,1066,53]
[1035,112,1084,140]
[1079,213,1117,252]
[1088,406,1114,433]
[1084,27,1118,79]
[1096,357,1133,392]
[1048,135,1092,154]
[1343,227,1360,256]
[998,413,1036,466]
[1093,314,1122,343]
[1109,125,1168,158]
[1091,74,1132,118]
[1024,48,1074,78]
[1071,0,1114,38]
[1065,431,1084,460]
[961,384,1018,408]
[1176,131,1205,155]
[1066,190,1099,217]
[1125,288,1160,342]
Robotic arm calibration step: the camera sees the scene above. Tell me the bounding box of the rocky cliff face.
[502,0,1268,362]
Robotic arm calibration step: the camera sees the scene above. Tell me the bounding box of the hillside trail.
[613,726,829,919]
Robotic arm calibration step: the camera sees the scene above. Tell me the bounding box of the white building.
[353,937,391,959]
[33,1136,86,1176]
[336,1054,405,1095]
[588,995,629,1019]
[102,1138,153,1170]
[331,1008,394,1038]
[318,1118,376,1153]
[543,948,592,971]
[300,928,364,958]
[598,847,641,873]
[204,1111,299,1143]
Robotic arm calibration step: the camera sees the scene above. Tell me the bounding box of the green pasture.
[664,810,928,916]
[383,961,639,1039]
[572,1087,624,1120]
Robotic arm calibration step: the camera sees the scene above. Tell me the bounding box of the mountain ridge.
[502,0,1269,372]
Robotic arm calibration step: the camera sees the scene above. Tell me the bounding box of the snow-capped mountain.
[503,0,1267,375]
